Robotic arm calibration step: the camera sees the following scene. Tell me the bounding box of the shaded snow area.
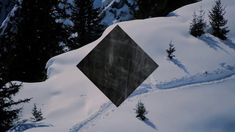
[8,120,52,132]
[11,0,235,131]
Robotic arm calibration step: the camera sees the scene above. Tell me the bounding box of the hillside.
[10,0,235,131]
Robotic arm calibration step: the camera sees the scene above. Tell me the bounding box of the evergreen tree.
[56,0,73,20]
[190,9,206,37]
[134,0,159,18]
[31,104,44,122]
[0,77,30,131]
[0,54,30,131]
[209,0,229,40]
[54,0,74,51]
[0,0,65,82]
[72,0,105,48]
[135,101,147,121]
[166,41,176,60]
[134,0,198,19]
[0,0,21,81]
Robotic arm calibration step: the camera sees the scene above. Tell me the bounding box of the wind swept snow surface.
[13,0,235,131]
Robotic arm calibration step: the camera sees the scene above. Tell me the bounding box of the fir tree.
[56,0,73,20]
[190,8,206,37]
[31,104,44,122]
[54,0,74,51]
[134,0,198,19]
[135,101,148,121]
[209,0,229,40]
[134,0,158,18]
[0,0,65,82]
[71,0,105,48]
[166,41,176,60]
[0,78,30,131]
[0,55,30,131]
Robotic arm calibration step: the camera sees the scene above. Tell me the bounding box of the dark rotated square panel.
[77,25,158,106]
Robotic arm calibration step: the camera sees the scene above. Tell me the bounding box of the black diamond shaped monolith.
[77,25,158,106]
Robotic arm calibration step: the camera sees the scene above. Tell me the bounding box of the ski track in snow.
[156,63,235,89]
[8,120,52,132]
[69,102,113,132]
[69,63,235,132]
[12,63,235,132]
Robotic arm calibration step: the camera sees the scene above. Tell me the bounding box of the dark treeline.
[134,0,199,18]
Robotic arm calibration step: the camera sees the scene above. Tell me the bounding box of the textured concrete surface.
[77,25,158,106]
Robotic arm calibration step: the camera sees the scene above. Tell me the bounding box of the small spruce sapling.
[135,101,148,121]
[166,41,176,60]
[31,104,44,122]
[190,8,206,37]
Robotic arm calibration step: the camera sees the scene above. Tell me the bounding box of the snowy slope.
[77,75,235,132]
[13,0,235,131]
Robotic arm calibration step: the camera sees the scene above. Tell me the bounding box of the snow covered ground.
[75,75,235,132]
[12,0,235,131]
